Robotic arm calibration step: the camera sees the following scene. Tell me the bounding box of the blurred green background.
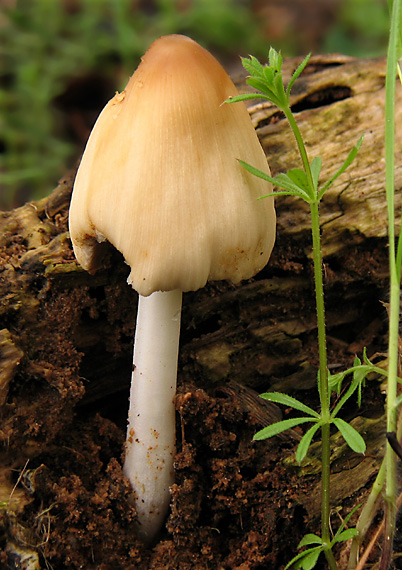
[0,0,390,209]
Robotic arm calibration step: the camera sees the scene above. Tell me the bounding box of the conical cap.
[69,35,276,296]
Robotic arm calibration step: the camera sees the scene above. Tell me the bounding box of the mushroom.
[68,34,276,545]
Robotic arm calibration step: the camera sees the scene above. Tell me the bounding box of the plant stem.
[380,0,402,565]
[381,280,400,569]
[285,109,316,193]
[348,461,385,568]
[284,102,337,567]
[310,201,337,570]
[310,203,329,415]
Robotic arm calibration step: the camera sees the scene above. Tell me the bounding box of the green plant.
[227,48,372,569]
[284,505,360,570]
[380,2,402,567]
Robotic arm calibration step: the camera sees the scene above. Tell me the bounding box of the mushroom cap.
[69,34,275,296]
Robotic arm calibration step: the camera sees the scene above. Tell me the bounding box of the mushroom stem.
[123,289,182,544]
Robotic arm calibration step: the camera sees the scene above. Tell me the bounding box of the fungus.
[68,34,276,545]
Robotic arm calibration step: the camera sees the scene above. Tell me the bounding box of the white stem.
[123,289,182,544]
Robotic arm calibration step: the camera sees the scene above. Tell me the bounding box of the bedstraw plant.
[228,49,366,570]
[227,1,401,565]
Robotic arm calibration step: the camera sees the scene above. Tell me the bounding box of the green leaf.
[239,48,289,109]
[286,53,312,98]
[238,161,311,200]
[333,528,358,543]
[293,548,322,570]
[238,158,313,201]
[334,379,359,414]
[242,55,264,76]
[284,546,323,570]
[310,157,322,191]
[225,93,270,104]
[245,76,282,106]
[237,160,277,184]
[259,191,298,199]
[362,347,373,366]
[331,363,374,417]
[318,135,364,200]
[253,417,314,441]
[273,71,287,99]
[352,358,368,384]
[246,76,273,95]
[352,359,369,407]
[328,370,346,394]
[268,46,283,73]
[298,534,323,548]
[271,173,311,199]
[296,422,322,463]
[332,504,361,542]
[259,392,320,418]
[332,417,366,454]
[287,167,310,192]
[262,65,275,84]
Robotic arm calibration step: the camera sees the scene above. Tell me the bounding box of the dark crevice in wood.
[255,110,285,130]
[291,85,353,112]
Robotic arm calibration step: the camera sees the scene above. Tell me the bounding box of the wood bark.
[0,54,401,568]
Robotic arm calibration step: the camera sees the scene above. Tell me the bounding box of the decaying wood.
[0,54,401,568]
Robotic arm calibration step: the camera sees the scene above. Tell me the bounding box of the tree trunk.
[0,55,400,570]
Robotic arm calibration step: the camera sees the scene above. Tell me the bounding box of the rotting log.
[0,55,401,569]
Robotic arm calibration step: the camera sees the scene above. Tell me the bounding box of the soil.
[1,54,401,570]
